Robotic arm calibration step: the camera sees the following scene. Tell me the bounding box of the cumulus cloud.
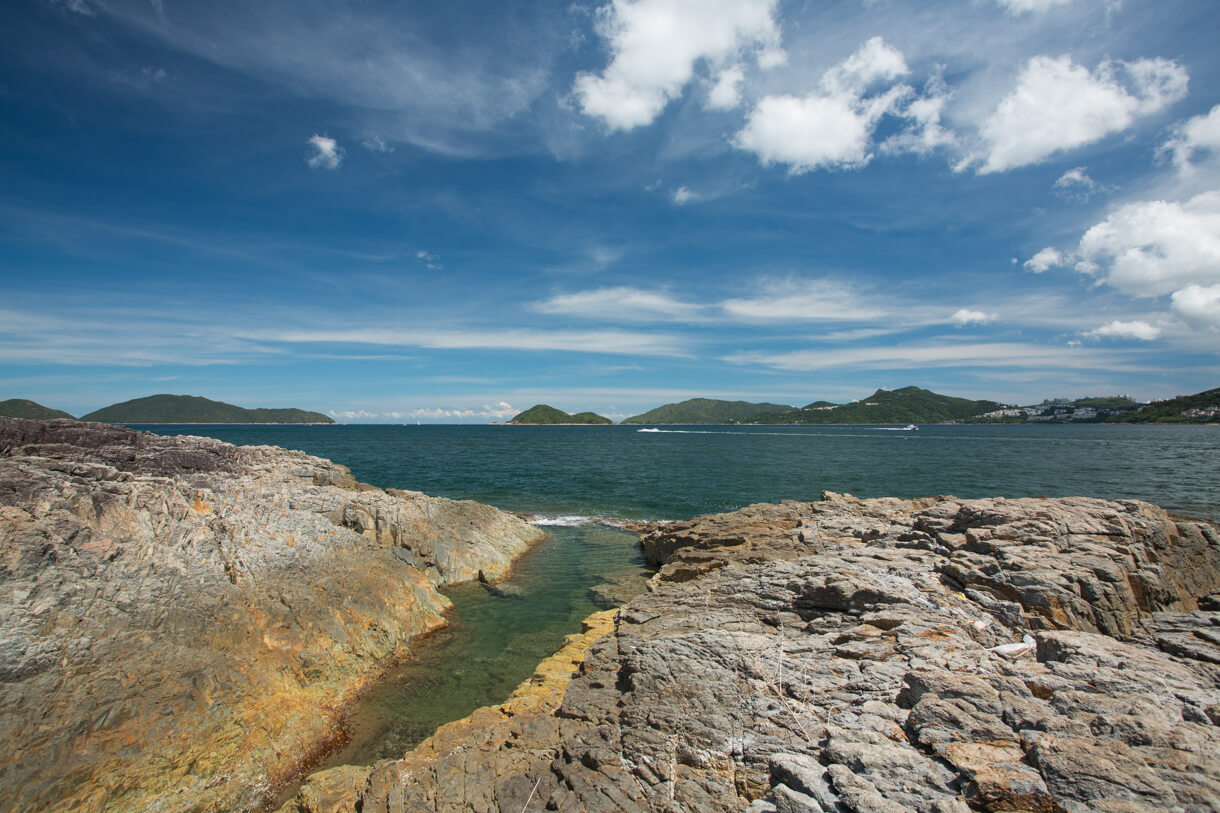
[974,56,1188,174]
[706,65,745,110]
[880,74,955,157]
[1024,247,1066,273]
[409,402,518,422]
[1076,191,1220,297]
[1171,284,1220,329]
[734,37,939,173]
[951,308,996,325]
[1162,104,1220,171]
[1084,320,1162,341]
[574,0,783,131]
[305,134,344,169]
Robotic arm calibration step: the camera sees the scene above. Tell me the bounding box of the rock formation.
[287,492,1220,812]
[0,418,545,812]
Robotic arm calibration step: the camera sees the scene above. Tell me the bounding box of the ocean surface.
[134,422,1219,784]
[136,422,1220,522]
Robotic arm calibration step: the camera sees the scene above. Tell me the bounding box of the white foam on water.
[528,515,598,527]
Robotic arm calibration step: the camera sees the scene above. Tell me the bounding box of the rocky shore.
[284,492,1220,812]
[0,418,545,812]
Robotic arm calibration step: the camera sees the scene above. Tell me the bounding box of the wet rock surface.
[0,418,545,812]
[296,491,1220,813]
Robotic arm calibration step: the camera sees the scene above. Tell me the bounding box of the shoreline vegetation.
[3,385,1217,427]
[510,385,1220,426]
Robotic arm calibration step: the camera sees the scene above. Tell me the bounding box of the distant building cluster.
[980,405,1115,422]
[1182,406,1220,419]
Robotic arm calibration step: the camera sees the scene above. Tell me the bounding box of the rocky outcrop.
[300,492,1220,812]
[0,418,545,812]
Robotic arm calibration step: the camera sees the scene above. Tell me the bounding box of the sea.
[133,422,1219,780]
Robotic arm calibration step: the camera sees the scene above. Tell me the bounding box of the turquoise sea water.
[138,423,1220,522]
[135,422,1220,784]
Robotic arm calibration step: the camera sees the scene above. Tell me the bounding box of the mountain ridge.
[79,394,334,424]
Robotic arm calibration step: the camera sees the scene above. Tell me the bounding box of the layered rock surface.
[292,492,1220,812]
[0,418,545,812]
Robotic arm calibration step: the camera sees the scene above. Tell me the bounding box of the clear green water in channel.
[311,523,646,769]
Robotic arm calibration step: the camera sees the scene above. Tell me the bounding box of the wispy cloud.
[533,287,707,322]
[721,278,887,322]
[1084,320,1162,341]
[243,326,692,357]
[724,341,1140,372]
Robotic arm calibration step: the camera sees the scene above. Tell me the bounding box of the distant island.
[0,398,75,421]
[622,398,794,425]
[624,387,1004,425]
[4,386,1217,427]
[620,386,1218,426]
[508,405,613,425]
[78,395,334,424]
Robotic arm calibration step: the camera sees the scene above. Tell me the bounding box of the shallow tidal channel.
[309,523,647,774]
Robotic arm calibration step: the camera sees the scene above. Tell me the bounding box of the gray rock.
[0,417,545,812]
[333,493,1220,813]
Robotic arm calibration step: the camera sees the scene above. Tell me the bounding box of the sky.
[1,0,1218,422]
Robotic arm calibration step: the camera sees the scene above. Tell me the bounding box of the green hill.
[622,398,794,425]
[79,395,334,424]
[508,405,612,425]
[0,398,75,420]
[752,387,1005,425]
[1108,387,1220,423]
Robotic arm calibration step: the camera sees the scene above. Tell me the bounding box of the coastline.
[0,417,544,812]
[280,492,1220,812]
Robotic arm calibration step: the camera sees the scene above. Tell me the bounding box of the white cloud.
[995,0,1076,12]
[1024,247,1066,272]
[416,250,442,270]
[706,65,745,110]
[1171,284,1220,329]
[1162,104,1220,171]
[735,37,924,173]
[951,309,996,325]
[533,287,705,322]
[721,278,885,321]
[881,74,955,157]
[408,402,519,422]
[361,135,394,153]
[52,0,94,15]
[672,186,699,204]
[305,134,344,169]
[1053,166,1097,199]
[1076,191,1220,297]
[1085,320,1162,340]
[723,341,1129,372]
[574,0,783,131]
[254,326,691,357]
[975,56,1188,174]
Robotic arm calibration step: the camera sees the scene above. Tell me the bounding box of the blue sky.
[2,0,1218,422]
